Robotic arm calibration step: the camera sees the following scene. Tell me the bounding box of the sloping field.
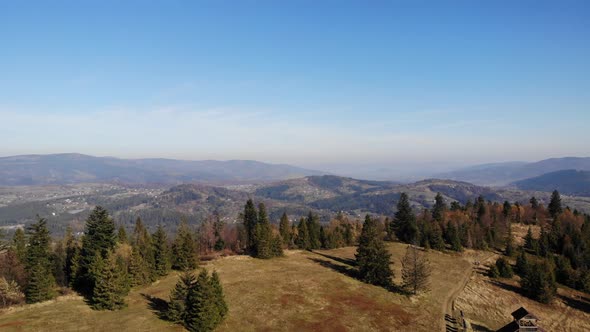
[0,243,472,332]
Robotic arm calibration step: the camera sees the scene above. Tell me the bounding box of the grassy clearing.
[0,243,470,331]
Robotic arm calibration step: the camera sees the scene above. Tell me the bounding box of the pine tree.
[172,219,198,271]
[210,271,228,321]
[538,227,550,257]
[401,245,431,295]
[76,206,116,295]
[213,214,225,252]
[520,260,557,303]
[524,227,535,251]
[319,226,327,249]
[243,199,258,253]
[152,225,170,277]
[446,222,463,252]
[117,225,128,244]
[166,272,195,323]
[393,193,418,243]
[279,212,291,246]
[515,249,529,276]
[12,228,26,263]
[429,222,445,251]
[184,270,219,332]
[306,212,322,250]
[495,257,514,278]
[548,190,563,219]
[296,217,310,250]
[502,201,512,220]
[252,203,273,258]
[64,226,80,287]
[431,193,446,222]
[488,264,500,278]
[91,251,128,310]
[355,215,393,287]
[129,217,155,284]
[24,217,56,303]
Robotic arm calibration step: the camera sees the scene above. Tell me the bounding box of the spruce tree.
[64,226,80,287]
[185,270,219,332]
[431,193,446,222]
[296,217,310,250]
[530,196,539,210]
[401,245,431,295]
[515,249,529,276]
[210,271,228,321]
[24,217,56,303]
[429,222,445,251]
[167,271,195,323]
[355,215,393,287]
[524,227,535,251]
[548,190,563,219]
[172,219,198,271]
[306,212,321,250]
[253,203,273,258]
[129,217,155,284]
[76,206,116,295]
[243,199,258,253]
[152,225,170,277]
[279,212,291,246]
[520,260,557,303]
[502,201,512,220]
[393,193,418,243]
[91,251,128,310]
[505,223,514,256]
[12,228,26,263]
[117,225,128,244]
[495,257,514,278]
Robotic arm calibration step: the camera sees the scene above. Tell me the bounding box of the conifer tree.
[355,215,393,287]
[12,228,26,263]
[253,203,273,258]
[393,193,418,243]
[210,271,228,320]
[524,227,535,251]
[495,257,514,278]
[515,249,529,276]
[502,201,512,220]
[505,223,514,256]
[431,193,446,222]
[243,199,258,253]
[279,212,291,246]
[429,222,445,251]
[296,217,310,250]
[548,190,563,219]
[520,260,557,303]
[117,225,128,244]
[306,212,321,250]
[24,217,56,303]
[129,217,155,284]
[319,226,327,249]
[185,270,219,332]
[152,225,170,277]
[172,219,198,271]
[166,271,195,323]
[401,245,431,295]
[213,214,225,252]
[91,251,128,310]
[446,222,463,252]
[64,226,80,288]
[76,206,116,295]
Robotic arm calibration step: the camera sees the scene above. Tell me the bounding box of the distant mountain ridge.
[513,169,590,197]
[436,157,590,186]
[0,153,324,185]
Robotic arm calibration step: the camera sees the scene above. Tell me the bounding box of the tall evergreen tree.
[431,193,446,222]
[129,217,155,285]
[393,193,418,243]
[306,212,322,250]
[184,270,220,332]
[401,245,431,295]
[520,260,557,304]
[524,227,535,251]
[296,217,311,250]
[429,222,445,251]
[279,212,291,246]
[24,217,56,303]
[548,190,563,219]
[253,203,273,258]
[76,206,116,295]
[210,271,228,320]
[243,199,258,253]
[90,251,129,310]
[166,271,195,323]
[172,219,198,271]
[117,225,128,244]
[530,196,539,210]
[12,228,26,263]
[64,226,80,287]
[505,223,515,256]
[355,215,393,287]
[152,225,171,277]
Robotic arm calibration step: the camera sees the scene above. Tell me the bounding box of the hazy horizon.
[1,1,589,170]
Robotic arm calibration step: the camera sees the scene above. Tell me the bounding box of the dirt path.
[441,252,496,332]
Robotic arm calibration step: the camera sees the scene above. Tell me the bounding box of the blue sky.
[0,1,588,173]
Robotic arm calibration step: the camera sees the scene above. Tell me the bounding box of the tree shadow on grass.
[141,293,169,320]
[558,294,590,314]
[307,257,403,294]
[471,323,494,332]
[311,251,357,267]
[487,279,524,296]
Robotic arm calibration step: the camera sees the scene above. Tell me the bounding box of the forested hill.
[0,153,323,185]
[513,170,590,197]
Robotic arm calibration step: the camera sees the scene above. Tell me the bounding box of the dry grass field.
[2,242,589,332]
[0,242,472,332]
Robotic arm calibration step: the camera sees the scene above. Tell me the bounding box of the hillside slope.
[0,153,323,185]
[513,169,590,197]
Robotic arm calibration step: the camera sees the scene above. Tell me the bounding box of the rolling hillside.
[513,169,590,197]
[0,153,323,185]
